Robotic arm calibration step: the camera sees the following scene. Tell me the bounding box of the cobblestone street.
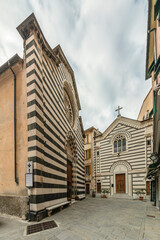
[0,198,160,240]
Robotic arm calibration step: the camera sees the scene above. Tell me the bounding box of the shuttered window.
[86,166,89,175]
[84,135,89,144]
[85,149,91,159]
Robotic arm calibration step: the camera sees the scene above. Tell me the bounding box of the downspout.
[8,61,18,185]
[94,132,96,193]
[153,90,157,153]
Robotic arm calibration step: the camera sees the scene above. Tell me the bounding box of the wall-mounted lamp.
[149,152,158,163]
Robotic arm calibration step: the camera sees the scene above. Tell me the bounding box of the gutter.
[8,61,18,185]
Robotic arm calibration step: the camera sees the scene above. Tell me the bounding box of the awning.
[147,168,159,178]
[147,158,160,178]
[148,160,160,169]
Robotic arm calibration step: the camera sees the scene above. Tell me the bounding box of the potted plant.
[101,189,110,198]
[135,189,146,200]
[75,195,79,200]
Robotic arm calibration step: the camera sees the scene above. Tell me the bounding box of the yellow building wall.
[137,88,153,121]
[146,0,156,79]
[0,63,28,196]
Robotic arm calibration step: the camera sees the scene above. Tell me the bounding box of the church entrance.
[67,160,72,201]
[97,182,101,193]
[116,174,125,193]
[146,181,150,195]
[86,184,90,194]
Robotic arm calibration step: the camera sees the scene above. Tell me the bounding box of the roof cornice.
[17,13,81,110]
[96,116,153,141]
[53,45,81,110]
[0,54,23,75]
[17,13,59,65]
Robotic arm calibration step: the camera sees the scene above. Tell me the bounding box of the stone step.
[110,194,132,199]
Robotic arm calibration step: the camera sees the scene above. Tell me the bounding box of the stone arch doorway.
[65,131,78,200]
[110,161,132,197]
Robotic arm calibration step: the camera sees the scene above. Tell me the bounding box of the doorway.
[67,161,72,200]
[146,181,150,195]
[86,184,90,194]
[116,174,125,193]
[97,182,101,193]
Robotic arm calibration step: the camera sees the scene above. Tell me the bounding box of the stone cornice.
[53,45,81,110]
[96,116,153,141]
[0,54,23,75]
[17,13,60,65]
[79,116,85,138]
[17,13,81,111]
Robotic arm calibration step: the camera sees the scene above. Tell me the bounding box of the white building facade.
[94,116,153,198]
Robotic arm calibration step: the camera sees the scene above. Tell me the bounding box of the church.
[0,13,85,220]
[84,101,153,198]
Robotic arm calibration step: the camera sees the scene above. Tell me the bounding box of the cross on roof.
[115,106,123,117]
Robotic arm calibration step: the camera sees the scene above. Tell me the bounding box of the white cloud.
[0,0,151,132]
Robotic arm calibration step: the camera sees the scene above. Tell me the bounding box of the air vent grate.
[27,220,57,235]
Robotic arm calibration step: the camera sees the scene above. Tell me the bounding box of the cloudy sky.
[0,0,151,132]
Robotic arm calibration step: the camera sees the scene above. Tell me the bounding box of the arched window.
[114,141,117,153]
[114,135,127,153]
[122,138,126,151]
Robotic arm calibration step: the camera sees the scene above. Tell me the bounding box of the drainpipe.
[94,132,96,193]
[8,61,18,185]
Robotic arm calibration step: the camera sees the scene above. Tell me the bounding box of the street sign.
[26,161,33,173]
[25,173,33,188]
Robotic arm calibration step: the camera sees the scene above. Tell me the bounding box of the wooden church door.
[97,182,101,193]
[116,174,125,193]
[67,161,72,200]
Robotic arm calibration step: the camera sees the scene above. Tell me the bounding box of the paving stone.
[0,198,160,239]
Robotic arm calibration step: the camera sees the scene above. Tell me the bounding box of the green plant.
[135,189,146,197]
[101,189,110,198]
[102,189,110,194]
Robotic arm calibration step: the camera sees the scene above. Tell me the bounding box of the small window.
[85,149,91,159]
[86,166,89,175]
[143,115,145,121]
[97,151,99,156]
[122,138,126,151]
[85,150,89,159]
[84,135,88,144]
[118,140,121,152]
[147,140,151,146]
[114,141,117,153]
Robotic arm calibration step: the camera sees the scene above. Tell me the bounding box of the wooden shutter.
[89,165,91,175]
[89,149,91,158]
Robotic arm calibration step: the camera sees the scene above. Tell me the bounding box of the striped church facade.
[0,13,85,220]
[94,116,153,198]
[18,14,85,218]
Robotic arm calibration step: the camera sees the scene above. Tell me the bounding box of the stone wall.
[0,195,28,219]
